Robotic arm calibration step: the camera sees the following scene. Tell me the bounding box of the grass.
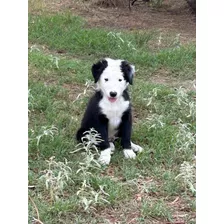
[28,8,196,224]
[29,14,195,79]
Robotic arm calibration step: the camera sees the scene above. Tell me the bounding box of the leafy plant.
[39,156,73,201]
[28,89,36,114]
[71,128,110,211]
[169,86,196,119]
[175,119,196,151]
[49,55,60,69]
[145,87,160,107]
[36,125,58,146]
[146,114,165,129]
[175,161,196,194]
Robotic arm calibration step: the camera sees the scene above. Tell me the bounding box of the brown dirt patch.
[95,193,195,224]
[62,83,87,101]
[31,0,195,43]
[77,1,195,43]
[149,70,196,91]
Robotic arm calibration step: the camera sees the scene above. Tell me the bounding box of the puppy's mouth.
[108,97,117,103]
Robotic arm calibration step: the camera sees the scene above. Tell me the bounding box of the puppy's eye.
[105,78,108,82]
[118,79,122,82]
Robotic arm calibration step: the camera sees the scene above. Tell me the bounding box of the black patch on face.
[122,89,130,101]
[120,60,134,85]
[91,59,108,83]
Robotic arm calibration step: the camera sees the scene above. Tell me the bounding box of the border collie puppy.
[76,58,143,165]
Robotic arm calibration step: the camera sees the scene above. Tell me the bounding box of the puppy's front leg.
[98,148,112,165]
[120,111,136,159]
[96,123,113,165]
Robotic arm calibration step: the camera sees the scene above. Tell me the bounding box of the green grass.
[28,11,196,224]
[29,14,195,79]
[141,199,172,221]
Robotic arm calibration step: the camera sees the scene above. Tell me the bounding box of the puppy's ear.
[91,59,108,83]
[121,61,135,85]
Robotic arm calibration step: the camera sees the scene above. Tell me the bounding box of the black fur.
[117,108,132,149]
[76,89,132,151]
[120,60,134,85]
[76,91,110,150]
[91,59,108,83]
[76,59,134,152]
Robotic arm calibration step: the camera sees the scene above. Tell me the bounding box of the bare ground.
[39,0,196,43]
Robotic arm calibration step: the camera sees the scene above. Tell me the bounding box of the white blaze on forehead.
[102,58,123,77]
[105,58,123,67]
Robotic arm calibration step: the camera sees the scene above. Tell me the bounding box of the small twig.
[29,195,43,224]
[169,196,179,205]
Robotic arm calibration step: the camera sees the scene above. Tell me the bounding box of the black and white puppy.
[76,58,143,165]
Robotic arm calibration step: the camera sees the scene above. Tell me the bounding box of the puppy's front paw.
[131,142,144,153]
[123,149,136,159]
[98,148,111,165]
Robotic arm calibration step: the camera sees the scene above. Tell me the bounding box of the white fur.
[96,58,142,165]
[131,142,144,153]
[98,143,115,165]
[98,148,112,165]
[123,149,136,159]
[98,59,130,138]
[99,96,129,138]
[96,58,129,99]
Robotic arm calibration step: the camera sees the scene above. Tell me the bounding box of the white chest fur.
[99,97,130,138]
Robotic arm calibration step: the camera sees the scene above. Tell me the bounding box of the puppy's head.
[92,58,135,103]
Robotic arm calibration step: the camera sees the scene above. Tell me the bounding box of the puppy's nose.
[110,91,117,98]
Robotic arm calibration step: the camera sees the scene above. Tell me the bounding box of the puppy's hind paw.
[123,149,136,159]
[131,142,144,153]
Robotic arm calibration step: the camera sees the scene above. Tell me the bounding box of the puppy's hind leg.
[131,142,144,153]
[123,149,136,159]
